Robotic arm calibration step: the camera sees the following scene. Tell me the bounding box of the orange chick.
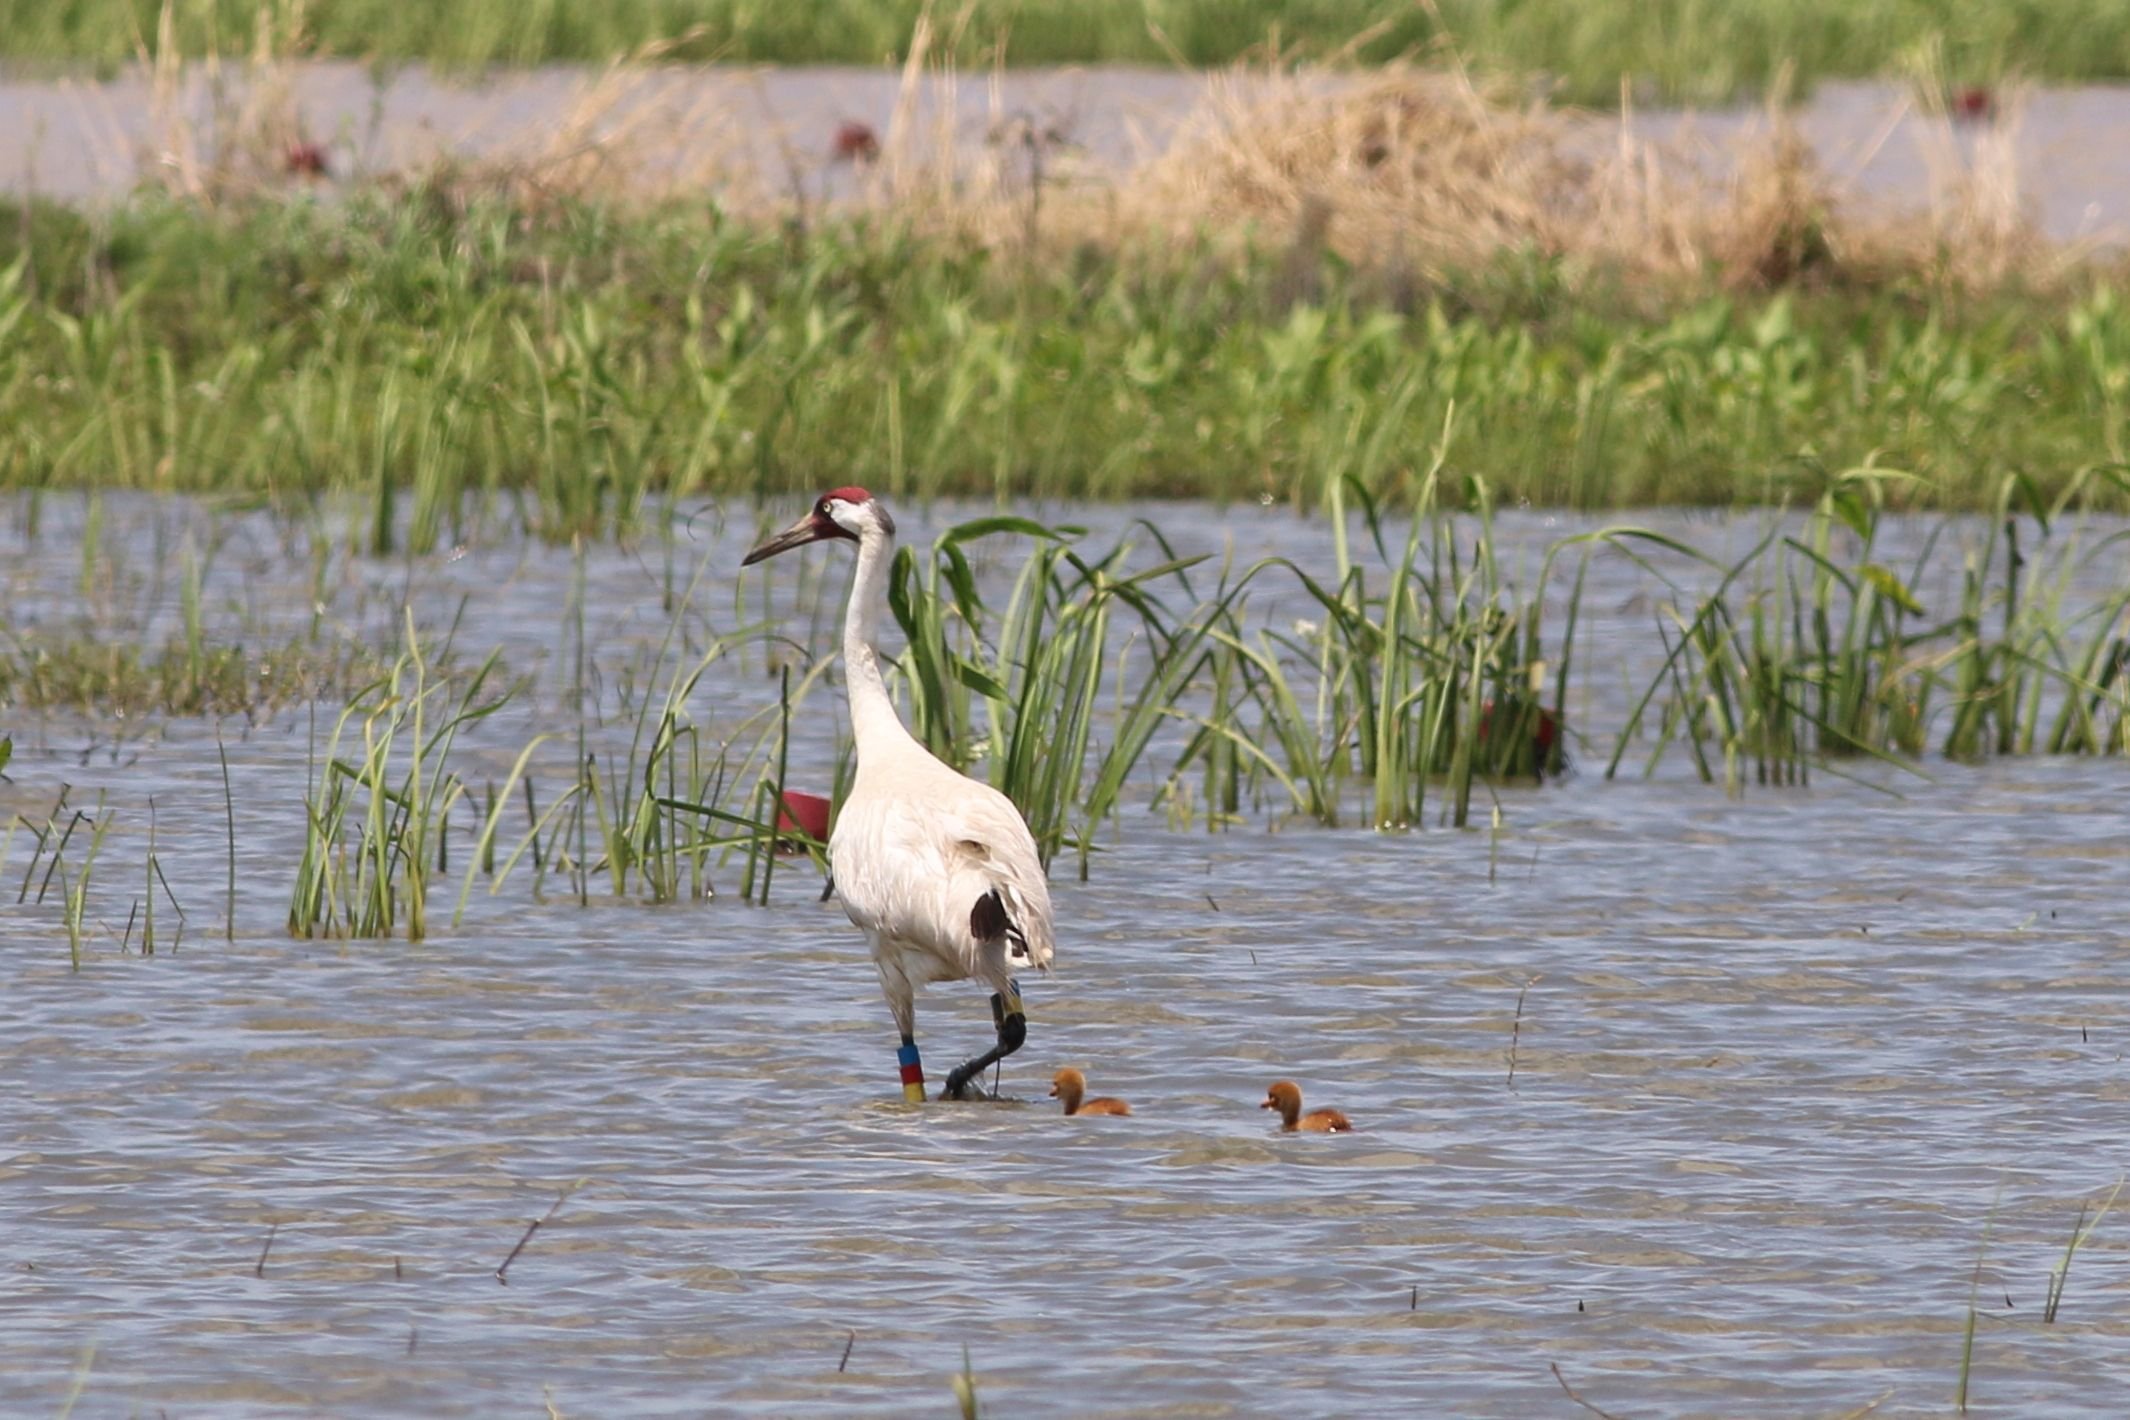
[1050,1068,1131,1117]
[1262,1080,1352,1133]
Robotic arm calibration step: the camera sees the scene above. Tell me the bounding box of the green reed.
[569,576,738,903]
[0,483,2052,956]
[1168,462,1690,831]
[2044,1178,2124,1325]
[287,617,508,939]
[887,514,1216,868]
[135,796,186,955]
[1615,466,2130,790]
[64,795,114,971]
[8,785,114,969]
[9,199,2130,530]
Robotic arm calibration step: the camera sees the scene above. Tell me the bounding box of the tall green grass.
[230,480,2130,942]
[887,513,1221,871]
[287,618,508,939]
[872,476,2129,840]
[439,543,841,923]
[5,200,2130,528]
[0,0,2115,101]
[9,785,116,969]
[1611,466,2130,792]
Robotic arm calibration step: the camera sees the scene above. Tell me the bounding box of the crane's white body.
[822,502,1055,1041]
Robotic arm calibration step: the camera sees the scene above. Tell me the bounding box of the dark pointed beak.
[742,514,827,566]
[1259,1097,1275,1109]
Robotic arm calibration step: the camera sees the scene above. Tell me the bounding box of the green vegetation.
[1162,455,1600,835]
[3,195,2129,529]
[0,0,2121,102]
[8,473,2122,947]
[0,633,389,717]
[1612,467,2130,793]
[9,786,117,969]
[2044,1178,2124,1325]
[888,511,1236,869]
[288,622,507,939]
[265,480,2129,936]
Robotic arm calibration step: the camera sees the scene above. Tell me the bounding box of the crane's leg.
[940,980,1026,1101]
[876,948,926,1104]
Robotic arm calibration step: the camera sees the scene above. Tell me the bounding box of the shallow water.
[3,495,2129,1416]
[3,62,2129,242]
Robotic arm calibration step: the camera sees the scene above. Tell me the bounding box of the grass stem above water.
[2043,1176,2124,1325]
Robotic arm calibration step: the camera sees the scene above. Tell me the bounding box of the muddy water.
[4,62,2130,241]
[2,495,2129,1417]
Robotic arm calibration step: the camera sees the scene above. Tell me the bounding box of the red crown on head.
[822,486,872,505]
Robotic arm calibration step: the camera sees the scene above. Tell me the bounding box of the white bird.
[743,487,1055,1102]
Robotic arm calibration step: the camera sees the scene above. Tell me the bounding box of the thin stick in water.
[497,1185,577,1285]
[254,1222,277,1277]
[838,1330,856,1372]
[1507,974,1541,1090]
[1549,1362,1624,1420]
[218,724,236,940]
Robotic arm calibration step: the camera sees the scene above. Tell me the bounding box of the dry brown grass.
[1118,67,1579,271]
[121,0,753,212]
[846,50,2059,295]
[1098,62,2057,293]
[377,33,759,215]
[134,0,321,202]
[112,6,2066,294]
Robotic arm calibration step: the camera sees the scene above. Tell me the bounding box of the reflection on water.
[2,495,2128,1416]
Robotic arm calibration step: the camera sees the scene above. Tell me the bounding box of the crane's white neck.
[842,524,916,759]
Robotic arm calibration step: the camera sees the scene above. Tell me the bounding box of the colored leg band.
[898,1039,925,1102]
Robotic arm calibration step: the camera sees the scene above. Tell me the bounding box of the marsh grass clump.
[0,633,391,719]
[444,545,828,918]
[8,786,115,970]
[1613,467,2130,791]
[1713,121,1839,289]
[885,513,1224,871]
[1168,467,1708,829]
[566,636,830,909]
[287,620,509,940]
[870,474,1617,846]
[1122,67,1580,277]
[4,187,2125,520]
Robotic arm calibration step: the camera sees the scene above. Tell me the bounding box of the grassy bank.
[2,190,2127,533]
[0,0,2124,102]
